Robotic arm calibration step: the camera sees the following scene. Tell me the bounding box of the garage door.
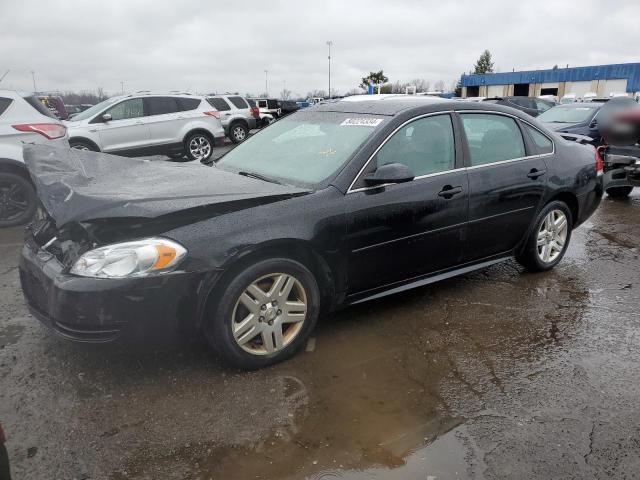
[565,81,592,97]
[601,79,628,97]
[487,85,504,97]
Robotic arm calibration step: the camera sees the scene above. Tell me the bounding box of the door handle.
[437,185,463,199]
[527,168,547,179]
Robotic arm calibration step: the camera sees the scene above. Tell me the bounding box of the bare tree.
[409,78,430,93]
[434,80,445,92]
[306,89,327,99]
[280,88,292,100]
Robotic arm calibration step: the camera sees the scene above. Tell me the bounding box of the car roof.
[552,102,603,109]
[314,96,448,116]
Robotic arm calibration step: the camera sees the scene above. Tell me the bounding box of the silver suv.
[66,92,225,161]
[206,95,258,143]
[0,90,69,226]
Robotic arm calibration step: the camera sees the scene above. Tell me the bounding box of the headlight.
[70,238,187,278]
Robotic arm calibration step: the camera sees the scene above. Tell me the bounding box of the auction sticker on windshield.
[340,118,384,127]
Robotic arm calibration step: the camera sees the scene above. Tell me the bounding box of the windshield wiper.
[238,171,282,185]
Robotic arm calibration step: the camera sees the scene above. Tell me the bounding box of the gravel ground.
[1,186,640,479]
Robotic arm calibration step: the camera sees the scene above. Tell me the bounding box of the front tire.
[204,258,320,369]
[0,172,37,227]
[69,139,98,151]
[185,132,213,162]
[606,186,633,198]
[517,201,573,272]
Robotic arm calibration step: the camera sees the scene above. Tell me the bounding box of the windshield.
[217,112,385,187]
[67,96,121,121]
[538,105,598,123]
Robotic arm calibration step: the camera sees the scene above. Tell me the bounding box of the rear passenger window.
[147,97,179,115]
[177,98,201,111]
[374,114,456,177]
[207,97,231,111]
[524,124,553,154]
[460,114,526,166]
[0,98,12,116]
[228,96,248,109]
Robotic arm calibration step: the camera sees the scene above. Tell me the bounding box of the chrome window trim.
[347,109,557,194]
[347,111,457,194]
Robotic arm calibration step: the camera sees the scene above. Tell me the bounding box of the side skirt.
[346,255,512,306]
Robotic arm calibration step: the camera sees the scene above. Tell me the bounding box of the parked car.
[0,90,68,227]
[253,98,281,118]
[538,94,558,104]
[0,423,11,480]
[65,104,93,119]
[38,95,69,120]
[560,94,578,104]
[278,100,300,116]
[482,96,554,117]
[537,97,638,145]
[206,95,257,143]
[20,98,602,369]
[65,92,225,161]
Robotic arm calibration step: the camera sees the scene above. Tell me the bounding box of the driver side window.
[374,114,455,177]
[106,98,145,121]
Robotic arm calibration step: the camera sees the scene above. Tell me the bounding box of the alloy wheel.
[232,126,246,142]
[0,179,29,222]
[189,135,212,160]
[537,209,568,263]
[231,273,308,355]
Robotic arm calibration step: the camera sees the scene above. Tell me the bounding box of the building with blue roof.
[460,62,640,99]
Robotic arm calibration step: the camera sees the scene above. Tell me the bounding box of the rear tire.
[606,186,633,198]
[0,172,37,227]
[204,258,320,370]
[517,201,573,272]
[229,123,249,144]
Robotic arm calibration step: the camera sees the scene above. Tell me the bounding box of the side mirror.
[364,162,415,186]
[102,113,112,122]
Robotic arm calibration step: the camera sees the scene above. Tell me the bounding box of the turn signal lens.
[70,238,187,278]
[595,146,604,175]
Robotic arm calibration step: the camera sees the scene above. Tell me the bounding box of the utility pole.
[264,70,268,97]
[31,71,37,93]
[326,41,333,98]
[121,81,124,94]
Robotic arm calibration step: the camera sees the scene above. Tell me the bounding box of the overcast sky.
[1,0,638,98]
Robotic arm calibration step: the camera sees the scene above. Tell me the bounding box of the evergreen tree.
[473,50,494,74]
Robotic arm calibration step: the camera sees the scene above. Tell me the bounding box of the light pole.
[31,71,37,93]
[326,41,333,98]
[264,70,268,97]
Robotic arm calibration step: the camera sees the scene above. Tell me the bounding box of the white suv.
[0,90,68,226]
[66,92,225,161]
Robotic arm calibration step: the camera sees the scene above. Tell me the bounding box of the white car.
[65,92,225,161]
[0,90,68,226]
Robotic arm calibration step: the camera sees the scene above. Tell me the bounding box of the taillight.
[203,111,220,119]
[595,146,604,175]
[12,123,67,140]
[250,107,260,119]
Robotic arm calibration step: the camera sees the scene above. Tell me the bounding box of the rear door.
[207,97,232,127]
[345,113,468,294]
[459,112,548,262]
[96,98,150,153]
[144,96,182,146]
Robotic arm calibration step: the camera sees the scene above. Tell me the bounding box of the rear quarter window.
[177,98,201,111]
[0,98,13,116]
[523,124,554,154]
[23,96,57,119]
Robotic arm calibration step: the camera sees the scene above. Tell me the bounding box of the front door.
[97,98,150,153]
[345,113,469,295]
[459,112,548,261]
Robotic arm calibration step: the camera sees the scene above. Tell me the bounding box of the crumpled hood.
[23,145,309,227]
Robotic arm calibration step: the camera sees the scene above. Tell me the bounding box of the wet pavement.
[2,191,640,479]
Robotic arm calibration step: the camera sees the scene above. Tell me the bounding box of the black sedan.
[19,98,603,369]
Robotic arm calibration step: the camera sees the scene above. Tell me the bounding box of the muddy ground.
[1,187,640,479]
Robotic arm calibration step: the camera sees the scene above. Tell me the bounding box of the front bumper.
[19,238,208,343]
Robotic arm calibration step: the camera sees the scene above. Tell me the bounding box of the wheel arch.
[69,136,100,151]
[0,158,31,182]
[183,128,214,146]
[196,239,336,330]
[548,191,579,225]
